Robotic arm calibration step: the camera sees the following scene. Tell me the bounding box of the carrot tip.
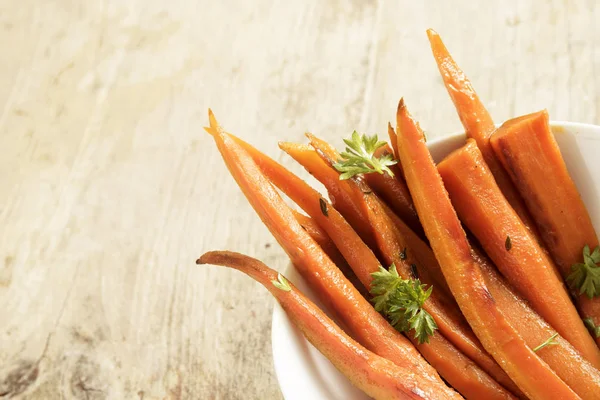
[426,28,438,39]
[398,97,406,112]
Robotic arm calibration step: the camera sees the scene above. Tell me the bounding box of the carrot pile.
[198,29,600,400]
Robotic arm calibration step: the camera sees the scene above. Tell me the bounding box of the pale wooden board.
[0,0,598,398]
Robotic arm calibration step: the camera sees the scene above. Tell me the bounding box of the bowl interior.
[272,122,600,400]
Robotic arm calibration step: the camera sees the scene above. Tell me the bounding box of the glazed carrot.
[305,136,520,397]
[199,251,437,400]
[396,98,579,399]
[358,143,600,398]
[490,110,600,346]
[276,142,378,250]
[474,246,600,399]
[204,110,460,398]
[293,210,368,297]
[273,140,516,397]
[426,29,538,237]
[363,148,421,234]
[388,122,400,159]
[438,139,600,367]
[303,133,421,233]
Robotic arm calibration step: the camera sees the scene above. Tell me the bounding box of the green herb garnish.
[567,245,600,298]
[533,333,559,352]
[334,131,397,180]
[584,318,600,338]
[370,264,437,344]
[272,273,292,292]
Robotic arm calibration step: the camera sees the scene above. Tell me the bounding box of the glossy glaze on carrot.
[395,99,579,400]
[304,136,520,398]
[204,111,460,398]
[292,210,368,297]
[199,251,438,400]
[426,29,539,238]
[473,245,600,399]
[438,139,600,367]
[490,110,600,347]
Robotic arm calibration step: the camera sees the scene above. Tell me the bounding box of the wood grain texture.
[0,0,598,398]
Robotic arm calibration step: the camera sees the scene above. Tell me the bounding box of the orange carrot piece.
[426,29,539,237]
[438,139,600,367]
[364,148,421,234]
[306,136,520,397]
[198,251,439,400]
[473,245,600,399]
[277,142,378,250]
[304,133,421,233]
[491,110,600,346]
[293,210,368,297]
[388,122,400,159]
[204,111,459,398]
[396,99,579,400]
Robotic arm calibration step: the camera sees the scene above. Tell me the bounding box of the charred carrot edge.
[473,245,600,399]
[426,29,540,239]
[490,110,600,347]
[203,111,460,399]
[198,251,435,400]
[396,99,579,399]
[305,136,520,397]
[438,139,600,367]
[292,210,369,298]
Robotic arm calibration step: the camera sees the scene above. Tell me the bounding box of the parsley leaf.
[567,245,600,298]
[584,318,600,338]
[533,333,559,352]
[272,273,292,292]
[370,264,437,344]
[334,131,398,180]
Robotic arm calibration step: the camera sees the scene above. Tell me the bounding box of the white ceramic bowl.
[271,122,600,400]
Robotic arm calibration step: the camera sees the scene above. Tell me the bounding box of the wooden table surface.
[1,0,598,398]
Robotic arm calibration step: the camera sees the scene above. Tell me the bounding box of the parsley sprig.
[533,333,559,352]
[370,264,437,344]
[334,131,397,180]
[567,245,600,298]
[584,318,600,338]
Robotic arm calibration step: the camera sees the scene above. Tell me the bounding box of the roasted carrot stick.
[473,245,600,399]
[204,111,460,398]
[239,137,515,397]
[349,124,600,396]
[355,141,600,398]
[282,142,451,297]
[198,251,439,400]
[438,139,600,367]
[276,142,378,250]
[305,135,520,397]
[364,150,421,234]
[388,122,400,159]
[426,29,539,238]
[395,98,579,399]
[303,133,421,233]
[490,110,600,346]
[293,210,368,297]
